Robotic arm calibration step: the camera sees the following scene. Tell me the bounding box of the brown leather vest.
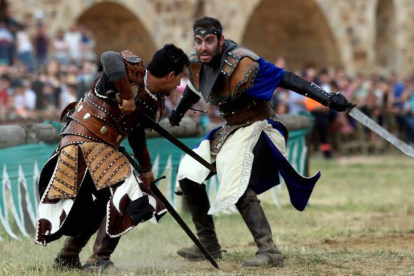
[61,91,141,147]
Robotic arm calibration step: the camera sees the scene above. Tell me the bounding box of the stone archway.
[375,0,396,69]
[242,0,341,71]
[77,2,156,64]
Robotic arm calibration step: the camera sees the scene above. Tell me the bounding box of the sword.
[106,90,216,173]
[347,105,414,158]
[118,147,220,269]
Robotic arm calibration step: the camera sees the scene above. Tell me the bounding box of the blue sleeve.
[246,58,286,101]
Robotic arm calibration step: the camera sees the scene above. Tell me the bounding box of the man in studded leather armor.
[169,17,353,268]
[35,44,188,272]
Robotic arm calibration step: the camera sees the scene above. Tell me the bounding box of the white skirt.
[176,120,287,215]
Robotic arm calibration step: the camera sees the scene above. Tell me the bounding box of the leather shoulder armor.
[224,47,260,97]
[210,47,260,105]
[222,47,259,78]
[187,49,201,91]
[121,50,146,100]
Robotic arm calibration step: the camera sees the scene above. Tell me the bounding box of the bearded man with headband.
[169,17,353,268]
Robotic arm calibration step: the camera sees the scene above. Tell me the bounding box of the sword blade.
[118,147,220,269]
[137,110,216,173]
[150,184,220,269]
[106,90,216,173]
[348,107,414,158]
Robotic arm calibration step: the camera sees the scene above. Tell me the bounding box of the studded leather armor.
[188,46,260,106]
[58,50,157,181]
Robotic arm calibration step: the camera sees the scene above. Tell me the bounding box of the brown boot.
[176,179,222,261]
[83,216,121,273]
[52,236,87,270]
[53,252,82,270]
[177,244,223,261]
[236,189,284,268]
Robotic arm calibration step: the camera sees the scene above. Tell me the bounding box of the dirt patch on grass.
[319,233,414,251]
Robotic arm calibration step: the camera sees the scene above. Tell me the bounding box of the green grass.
[1,154,414,275]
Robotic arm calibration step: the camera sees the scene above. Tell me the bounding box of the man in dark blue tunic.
[169,17,353,268]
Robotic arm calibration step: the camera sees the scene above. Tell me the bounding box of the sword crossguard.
[345,104,357,116]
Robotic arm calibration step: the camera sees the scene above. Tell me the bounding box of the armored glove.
[328,92,353,112]
[168,85,201,126]
[169,109,184,126]
[279,72,353,112]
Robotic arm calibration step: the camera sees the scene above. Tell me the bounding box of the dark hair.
[193,16,223,33]
[147,44,189,78]
[11,78,24,88]
[0,74,10,82]
[320,68,329,75]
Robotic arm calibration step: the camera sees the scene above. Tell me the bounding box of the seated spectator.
[32,22,49,71]
[15,24,34,71]
[64,24,82,65]
[0,74,11,121]
[38,81,60,121]
[52,29,69,66]
[401,77,414,145]
[76,60,97,100]
[79,25,96,62]
[59,74,78,110]
[0,22,13,65]
[44,59,62,108]
[10,78,37,119]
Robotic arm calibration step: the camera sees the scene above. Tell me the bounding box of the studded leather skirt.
[210,100,275,154]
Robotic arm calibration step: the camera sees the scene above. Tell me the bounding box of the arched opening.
[242,0,341,72]
[77,2,156,64]
[375,0,396,69]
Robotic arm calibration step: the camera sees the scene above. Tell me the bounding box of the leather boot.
[83,216,121,273]
[236,189,284,268]
[53,173,111,271]
[53,235,89,270]
[176,178,222,260]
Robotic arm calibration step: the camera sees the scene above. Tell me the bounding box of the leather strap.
[69,102,125,148]
[114,77,134,100]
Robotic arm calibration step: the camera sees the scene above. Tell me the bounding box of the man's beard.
[198,43,221,66]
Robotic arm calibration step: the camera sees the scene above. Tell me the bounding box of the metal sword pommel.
[106,90,121,104]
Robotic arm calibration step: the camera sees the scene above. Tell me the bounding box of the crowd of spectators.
[1,9,414,157]
[0,8,97,124]
[268,57,414,157]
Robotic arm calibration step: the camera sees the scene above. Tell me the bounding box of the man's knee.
[179,178,204,195]
[236,189,258,209]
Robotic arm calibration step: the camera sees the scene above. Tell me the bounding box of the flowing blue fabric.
[196,121,319,211]
[246,58,286,101]
[256,132,320,211]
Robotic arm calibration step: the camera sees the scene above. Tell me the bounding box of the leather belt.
[68,102,125,147]
[222,100,273,125]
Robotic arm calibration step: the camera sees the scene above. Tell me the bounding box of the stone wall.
[9,0,414,77]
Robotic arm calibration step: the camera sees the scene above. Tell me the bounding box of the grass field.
[1,154,414,275]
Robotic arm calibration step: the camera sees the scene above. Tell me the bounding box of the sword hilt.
[107,90,122,104]
[345,104,357,116]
